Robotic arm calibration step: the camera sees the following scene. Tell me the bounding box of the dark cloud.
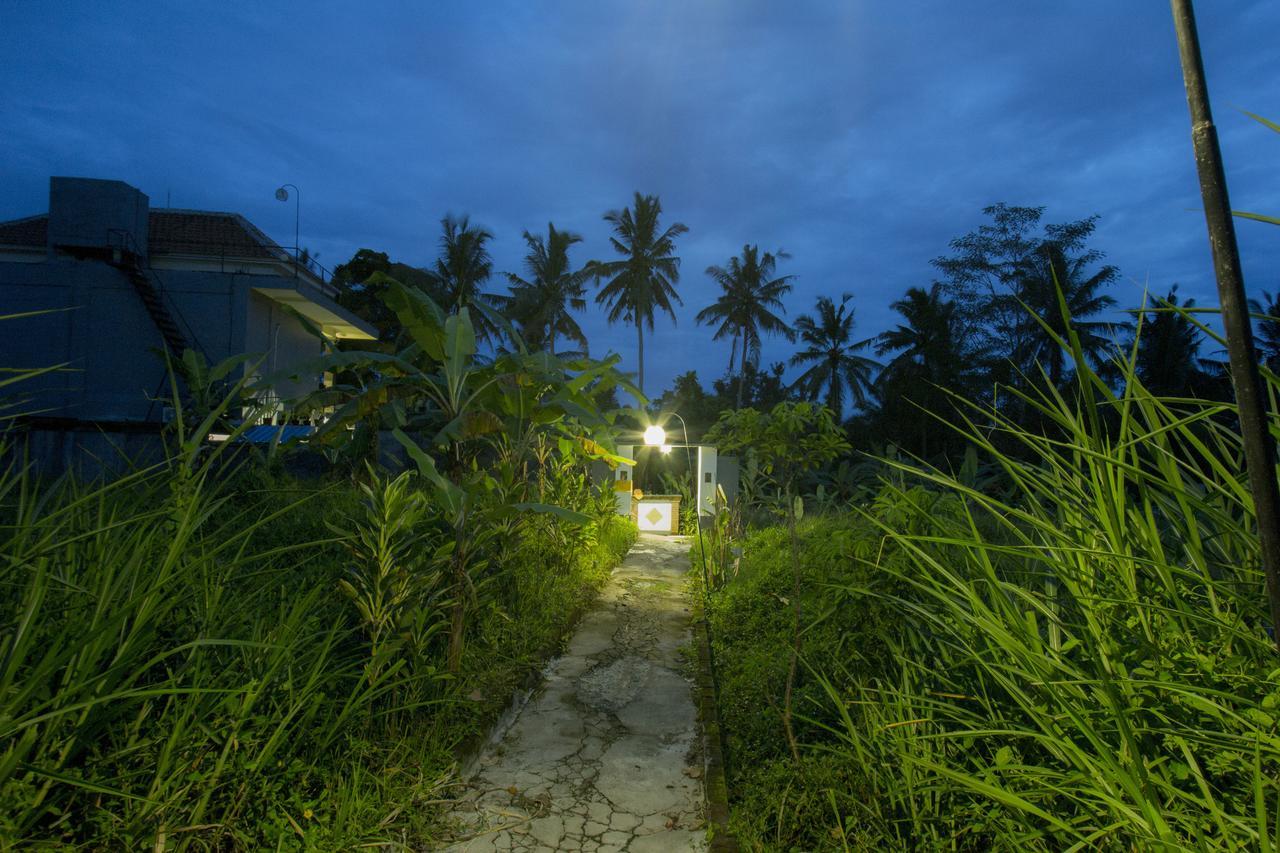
[2,1,1277,393]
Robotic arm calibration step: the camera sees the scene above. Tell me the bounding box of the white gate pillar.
[614,444,635,517]
[696,445,717,517]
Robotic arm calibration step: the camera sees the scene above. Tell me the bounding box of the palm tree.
[875,284,972,457]
[428,214,500,342]
[1249,290,1280,372]
[591,192,688,396]
[1132,285,1208,397]
[697,245,797,409]
[503,223,591,356]
[789,293,879,420]
[877,284,967,381]
[1012,240,1119,386]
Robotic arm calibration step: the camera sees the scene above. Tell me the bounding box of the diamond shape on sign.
[645,508,663,525]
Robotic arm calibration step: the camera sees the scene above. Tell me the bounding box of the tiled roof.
[0,215,47,247]
[148,209,288,260]
[0,210,288,261]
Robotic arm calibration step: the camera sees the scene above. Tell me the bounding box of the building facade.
[0,177,375,428]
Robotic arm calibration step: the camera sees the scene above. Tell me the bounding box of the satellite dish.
[275,187,289,201]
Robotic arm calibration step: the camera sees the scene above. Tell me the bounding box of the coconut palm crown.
[789,293,879,420]
[503,223,591,356]
[428,214,501,342]
[590,192,688,396]
[697,244,797,409]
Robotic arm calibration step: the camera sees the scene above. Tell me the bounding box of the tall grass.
[817,339,1280,848]
[703,324,1280,848]
[0,387,637,848]
[0,437,424,847]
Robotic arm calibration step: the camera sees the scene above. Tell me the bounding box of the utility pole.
[1170,0,1280,649]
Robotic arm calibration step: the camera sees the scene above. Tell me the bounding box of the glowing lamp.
[660,444,672,454]
[643,425,666,446]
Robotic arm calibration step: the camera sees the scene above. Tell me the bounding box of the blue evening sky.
[2,2,1277,395]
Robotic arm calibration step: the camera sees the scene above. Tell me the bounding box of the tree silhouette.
[1132,285,1207,397]
[1249,290,1280,372]
[503,223,591,356]
[697,245,796,409]
[877,284,968,384]
[1011,240,1119,386]
[932,204,1116,387]
[788,293,878,420]
[427,214,500,342]
[874,284,972,457]
[591,192,688,396]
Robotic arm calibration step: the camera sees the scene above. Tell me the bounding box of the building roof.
[0,209,289,261]
[0,214,49,248]
[148,209,290,260]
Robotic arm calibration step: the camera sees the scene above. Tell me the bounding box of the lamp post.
[641,410,695,497]
[643,411,690,447]
[274,183,300,276]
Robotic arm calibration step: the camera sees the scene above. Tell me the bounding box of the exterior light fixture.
[643,425,666,446]
[660,444,672,454]
[274,183,300,275]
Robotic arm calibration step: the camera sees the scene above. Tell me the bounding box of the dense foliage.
[0,453,633,849]
[700,333,1280,850]
[0,284,641,848]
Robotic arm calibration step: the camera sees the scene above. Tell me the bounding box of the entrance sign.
[636,495,680,533]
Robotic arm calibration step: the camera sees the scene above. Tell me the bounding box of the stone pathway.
[440,534,706,852]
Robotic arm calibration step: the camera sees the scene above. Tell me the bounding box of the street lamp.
[643,411,692,446]
[643,411,710,589]
[274,183,300,275]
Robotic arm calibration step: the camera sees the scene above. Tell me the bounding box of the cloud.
[1,1,1277,393]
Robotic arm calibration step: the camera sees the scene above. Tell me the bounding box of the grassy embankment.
[700,349,1280,850]
[0,444,635,849]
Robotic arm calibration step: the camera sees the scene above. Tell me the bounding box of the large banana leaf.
[510,502,591,525]
[391,428,464,518]
[443,308,477,380]
[378,275,448,361]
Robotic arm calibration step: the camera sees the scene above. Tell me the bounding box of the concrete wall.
[1,259,327,422]
[0,176,334,424]
[48,177,148,254]
[2,257,168,421]
[244,290,325,404]
[10,426,168,481]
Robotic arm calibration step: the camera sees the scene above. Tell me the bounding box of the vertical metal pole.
[1170,0,1280,648]
[293,188,300,278]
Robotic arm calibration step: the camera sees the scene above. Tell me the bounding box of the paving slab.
[440,534,706,852]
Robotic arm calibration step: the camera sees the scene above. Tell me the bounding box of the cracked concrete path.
[439,534,706,852]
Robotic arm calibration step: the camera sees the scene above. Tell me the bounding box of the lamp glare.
[643,425,666,446]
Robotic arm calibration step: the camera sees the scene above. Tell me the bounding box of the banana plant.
[279,279,639,670]
[283,276,637,473]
